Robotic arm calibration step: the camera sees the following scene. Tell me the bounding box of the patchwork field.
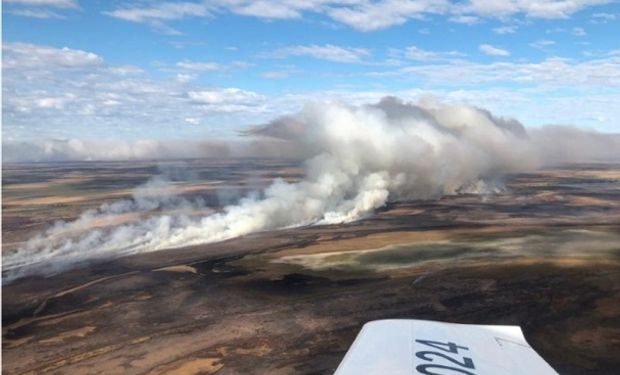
[2,160,620,374]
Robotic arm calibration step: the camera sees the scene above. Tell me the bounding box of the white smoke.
[3,97,618,281]
[3,176,211,278]
[529,125,620,164]
[1,137,305,162]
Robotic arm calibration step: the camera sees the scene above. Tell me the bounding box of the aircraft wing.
[335,319,558,375]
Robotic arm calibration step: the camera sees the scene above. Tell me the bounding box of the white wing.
[335,319,558,375]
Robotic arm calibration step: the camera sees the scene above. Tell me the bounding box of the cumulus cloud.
[4,42,620,142]
[2,42,272,140]
[479,44,510,56]
[3,42,103,70]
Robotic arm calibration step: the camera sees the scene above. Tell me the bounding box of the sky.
[2,0,620,143]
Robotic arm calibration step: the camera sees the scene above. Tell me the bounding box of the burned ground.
[2,161,620,374]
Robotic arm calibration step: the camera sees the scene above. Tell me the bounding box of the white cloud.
[3,43,103,70]
[176,73,196,83]
[267,44,371,63]
[479,44,510,56]
[285,87,620,133]
[4,0,77,8]
[261,70,294,79]
[397,46,465,61]
[8,8,65,18]
[573,27,587,36]
[404,46,441,61]
[458,0,611,19]
[107,65,145,76]
[4,0,79,18]
[2,42,274,140]
[36,96,72,109]
[105,2,210,22]
[590,12,618,23]
[103,1,613,32]
[176,60,223,72]
[592,12,617,19]
[4,41,620,145]
[449,15,479,24]
[188,88,262,104]
[104,1,212,34]
[493,25,517,34]
[325,1,449,31]
[225,0,306,19]
[530,39,556,51]
[370,56,620,88]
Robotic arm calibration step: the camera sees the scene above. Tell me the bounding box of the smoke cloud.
[3,97,619,282]
[1,137,306,162]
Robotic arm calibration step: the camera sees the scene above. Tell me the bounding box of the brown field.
[2,160,620,374]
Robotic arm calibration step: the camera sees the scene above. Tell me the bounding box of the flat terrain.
[2,161,620,374]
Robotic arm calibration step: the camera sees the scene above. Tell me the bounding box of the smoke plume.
[1,137,306,162]
[3,97,619,281]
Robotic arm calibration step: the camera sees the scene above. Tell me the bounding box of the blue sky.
[3,0,620,142]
